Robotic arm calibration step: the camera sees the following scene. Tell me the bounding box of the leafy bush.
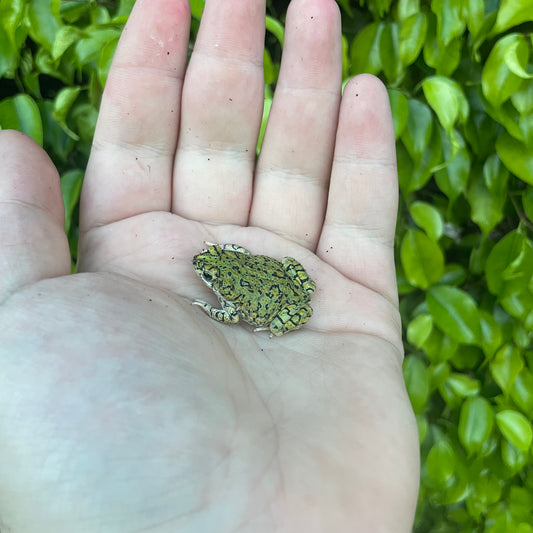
[1,0,532,531]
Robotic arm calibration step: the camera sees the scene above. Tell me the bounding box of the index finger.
[80,0,191,232]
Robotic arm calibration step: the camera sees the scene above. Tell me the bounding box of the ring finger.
[172,0,266,225]
[249,0,342,249]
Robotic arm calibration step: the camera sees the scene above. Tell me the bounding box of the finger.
[172,0,265,225]
[317,75,399,304]
[249,0,341,248]
[0,131,70,301]
[80,0,191,232]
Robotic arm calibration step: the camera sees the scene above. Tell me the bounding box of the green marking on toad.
[192,243,316,337]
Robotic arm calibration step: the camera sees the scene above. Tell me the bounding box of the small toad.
[192,243,316,337]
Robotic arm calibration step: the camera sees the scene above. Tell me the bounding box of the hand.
[0,0,419,531]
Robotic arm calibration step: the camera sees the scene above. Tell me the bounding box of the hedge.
[0,1,532,531]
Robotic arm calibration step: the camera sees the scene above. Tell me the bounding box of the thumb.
[0,130,71,301]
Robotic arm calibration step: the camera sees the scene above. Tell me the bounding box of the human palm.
[0,0,419,531]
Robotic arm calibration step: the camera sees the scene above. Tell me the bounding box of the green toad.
[192,243,316,337]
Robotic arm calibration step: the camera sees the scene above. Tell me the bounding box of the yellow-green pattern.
[192,243,316,337]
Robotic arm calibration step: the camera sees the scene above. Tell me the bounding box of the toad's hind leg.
[205,243,251,255]
[282,257,316,294]
[267,304,314,337]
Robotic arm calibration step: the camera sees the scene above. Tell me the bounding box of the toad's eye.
[202,271,215,282]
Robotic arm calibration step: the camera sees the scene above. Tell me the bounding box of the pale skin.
[0,0,419,531]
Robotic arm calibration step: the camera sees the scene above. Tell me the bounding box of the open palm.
[0,0,419,531]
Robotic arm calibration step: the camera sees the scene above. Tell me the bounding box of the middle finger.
[173,0,266,225]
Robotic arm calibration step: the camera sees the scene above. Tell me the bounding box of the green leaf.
[341,34,349,80]
[416,414,428,443]
[397,0,420,20]
[513,323,530,349]
[60,169,83,234]
[0,94,43,145]
[91,5,111,25]
[409,201,444,241]
[98,36,120,87]
[483,153,510,193]
[0,0,26,78]
[429,362,451,389]
[444,373,480,398]
[116,0,135,19]
[34,47,72,84]
[422,329,458,364]
[423,15,462,77]
[511,370,533,417]
[501,290,533,322]
[257,93,272,154]
[509,487,533,524]
[426,440,456,486]
[53,87,81,124]
[422,76,469,132]
[482,34,526,107]
[458,396,494,454]
[470,472,503,512]
[0,25,18,78]
[485,230,527,295]
[75,28,121,66]
[401,98,433,165]
[493,0,533,35]
[496,132,533,185]
[264,49,275,86]
[431,0,465,47]
[380,22,403,85]
[464,88,499,158]
[407,314,433,348]
[501,439,528,472]
[426,285,481,345]
[350,22,383,76]
[466,167,506,235]
[435,139,471,201]
[39,100,76,163]
[70,103,98,142]
[52,87,81,140]
[465,0,485,39]
[503,36,533,80]
[60,1,92,23]
[440,263,467,286]
[511,78,533,116]
[399,12,427,67]
[388,89,408,138]
[28,0,61,51]
[490,344,524,394]
[401,228,445,289]
[403,355,430,413]
[523,188,533,222]
[190,0,204,20]
[479,310,503,358]
[450,345,482,371]
[266,15,284,47]
[496,410,533,451]
[364,0,394,18]
[336,0,354,17]
[399,124,442,193]
[52,25,83,61]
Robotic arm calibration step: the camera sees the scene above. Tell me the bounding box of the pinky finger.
[317,74,399,304]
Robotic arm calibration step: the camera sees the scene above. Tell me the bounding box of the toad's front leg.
[192,298,240,324]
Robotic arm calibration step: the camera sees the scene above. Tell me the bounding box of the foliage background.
[1,0,532,531]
